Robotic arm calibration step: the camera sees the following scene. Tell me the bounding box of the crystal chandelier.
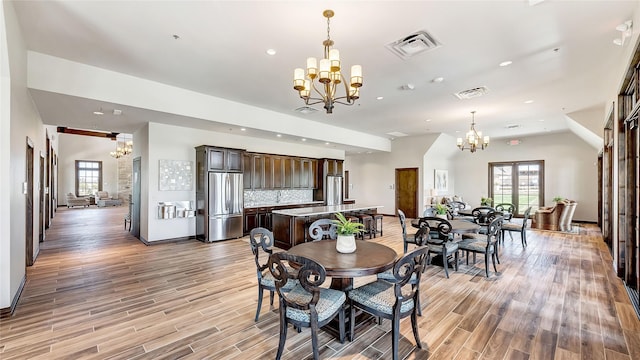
[456,111,489,153]
[110,134,133,159]
[292,9,363,114]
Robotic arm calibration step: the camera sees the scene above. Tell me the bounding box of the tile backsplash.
[244,189,313,206]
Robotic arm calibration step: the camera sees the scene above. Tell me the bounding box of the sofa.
[66,193,89,208]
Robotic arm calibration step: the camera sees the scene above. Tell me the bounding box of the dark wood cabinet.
[243,208,258,234]
[263,155,274,189]
[325,159,344,177]
[242,153,252,189]
[258,207,272,230]
[200,146,244,172]
[292,158,302,188]
[273,156,284,188]
[284,157,293,188]
[251,154,263,189]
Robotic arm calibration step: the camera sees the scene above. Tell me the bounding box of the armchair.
[532,200,568,231]
[66,193,89,208]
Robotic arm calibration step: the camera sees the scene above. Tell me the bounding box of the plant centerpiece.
[480,197,493,206]
[552,196,565,203]
[433,203,449,219]
[332,212,364,253]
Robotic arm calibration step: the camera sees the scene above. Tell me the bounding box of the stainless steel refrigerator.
[326,175,343,205]
[207,172,243,241]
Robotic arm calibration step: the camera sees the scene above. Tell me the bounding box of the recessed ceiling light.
[112,109,122,115]
[432,77,444,83]
[499,61,512,67]
[325,142,330,145]
[301,138,307,142]
[376,96,384,100]
[538,119,545,122]
[93,108,104,115]
[524,100,534,104]
[425,119,432,122]
[266,49,277,55]
[276,134,282,137]
[240,128,246,131]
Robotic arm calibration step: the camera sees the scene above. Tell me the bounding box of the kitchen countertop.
[244,201,324,209]
[271,204,383,217]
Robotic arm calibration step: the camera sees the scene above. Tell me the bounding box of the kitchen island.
[271,204,382,249]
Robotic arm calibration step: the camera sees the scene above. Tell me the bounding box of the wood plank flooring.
[1,206,638,359]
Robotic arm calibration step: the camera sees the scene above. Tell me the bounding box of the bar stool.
[354,212,374,239]
[369,213,383,237]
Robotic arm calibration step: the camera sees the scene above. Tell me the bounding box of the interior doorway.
[25,138,34,267]
[39,153,45,243]
[131,157,141,238]
[395,168,418,218]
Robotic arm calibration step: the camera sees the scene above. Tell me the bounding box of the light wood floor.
[1,207,639,360]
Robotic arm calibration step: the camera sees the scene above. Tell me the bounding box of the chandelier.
[110,134,133,159]
[456,111,489,153]
[292,9,363,114]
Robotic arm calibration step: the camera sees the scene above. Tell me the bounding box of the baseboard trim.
[0,274,27,318]
[138,236,195,246]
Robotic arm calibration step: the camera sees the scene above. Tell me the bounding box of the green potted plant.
[480,197,493,206]
[332,212,364,253]
[433,203,449,219]
[552,196,564,203]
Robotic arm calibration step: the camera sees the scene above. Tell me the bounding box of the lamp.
[456,111,489,153]
[293,9,363,114]
[110,134,133,159]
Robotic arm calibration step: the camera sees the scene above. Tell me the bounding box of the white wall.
[57,133,119,204]
[143,122,344,242]
[346,131,598,222]
[453,131,598,222]
[1,1,45,309]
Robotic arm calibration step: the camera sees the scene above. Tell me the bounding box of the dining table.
[410,218,481,234]
[287,239,397,291]
[287,239,398,339]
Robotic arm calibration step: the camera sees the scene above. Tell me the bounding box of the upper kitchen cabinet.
[242,153,318,190]
[197,145,244,172]
[325,159,343,177]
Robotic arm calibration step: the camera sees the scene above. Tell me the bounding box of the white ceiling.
[11,1,639,152]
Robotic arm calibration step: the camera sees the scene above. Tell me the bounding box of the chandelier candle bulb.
[307,57,318,78]
[319,59,331,83]
[329,49,340,71]
[300,80,310,98]
[293,68,305,90]
[351,65,362,87]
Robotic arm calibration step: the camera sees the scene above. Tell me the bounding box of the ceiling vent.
[453,86,489,100]
[386,131,408,137]
[385,30,442,60]
[294,106,319,114]
[505,124,521,129]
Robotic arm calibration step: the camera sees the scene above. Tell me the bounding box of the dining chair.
[398,209,418,253]
[495,203,515,221]
[377,226,430,315]
[471,206,496,233]
[249,227,295,322]
[308,218,337,241]
[268,252,346,360]
[418,217,458,278]
[501,207,532,247]
[457,216,504,277]
[348,245,429,360]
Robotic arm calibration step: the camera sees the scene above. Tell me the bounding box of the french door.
[489,160,544,216]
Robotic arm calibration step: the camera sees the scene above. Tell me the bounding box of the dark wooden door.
[25,138,34,267]
[39,154,44,243]
[45,136,50,229]
[395,168,418,218]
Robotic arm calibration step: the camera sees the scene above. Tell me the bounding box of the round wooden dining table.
[410,218,480,234]
[287,239,397,292]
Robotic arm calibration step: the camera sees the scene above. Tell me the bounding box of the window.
[75,160,102,196]
[489,160,544,216]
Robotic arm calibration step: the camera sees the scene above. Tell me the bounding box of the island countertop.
[271,204,383,217]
